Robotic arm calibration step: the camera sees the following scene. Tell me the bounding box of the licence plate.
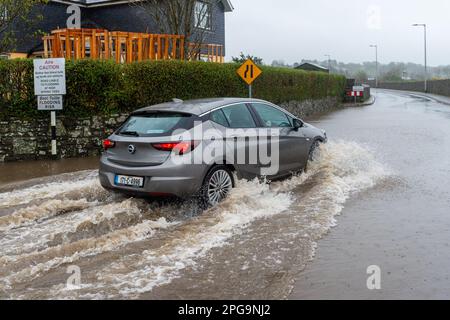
[114,175,145,188]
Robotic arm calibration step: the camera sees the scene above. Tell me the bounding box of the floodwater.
[0,90,448,299]
[0,157,100,190]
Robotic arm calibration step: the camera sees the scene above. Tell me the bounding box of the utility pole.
[413,23,428,93]
[370,45,378,88]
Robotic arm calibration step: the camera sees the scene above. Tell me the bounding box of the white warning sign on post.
[34,58,66,96]
[38,95,63,111]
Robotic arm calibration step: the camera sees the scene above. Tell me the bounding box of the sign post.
[237,59,262,98]
[352,85,364,104]
[33,58,66,158]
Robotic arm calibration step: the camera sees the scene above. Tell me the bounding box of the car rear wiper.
[120,131,140,137]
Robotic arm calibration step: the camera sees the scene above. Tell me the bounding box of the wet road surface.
[290,90,450,299]
[0,90,448,299]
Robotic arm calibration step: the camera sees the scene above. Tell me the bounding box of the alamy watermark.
[166,122,282,176]
[367,5,382,30]
[366,265,381,290]
[66,265,82,290]
[67,4,81,29]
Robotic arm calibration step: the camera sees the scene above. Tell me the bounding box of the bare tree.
[0,0,47,53]
[131,0,219,60]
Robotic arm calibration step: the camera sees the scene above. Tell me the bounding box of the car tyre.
[304,140,322,173]
[199,165,235,208]
[308,140,321,162]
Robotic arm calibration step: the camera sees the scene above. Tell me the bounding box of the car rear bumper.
[99,155,207,198]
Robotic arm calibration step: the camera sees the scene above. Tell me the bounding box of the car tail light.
[152,141,200,155]
[103,139,115,150]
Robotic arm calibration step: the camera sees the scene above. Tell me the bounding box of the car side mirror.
[293,119,304,130]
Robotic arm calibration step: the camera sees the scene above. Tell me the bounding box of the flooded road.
[0,89,448,299]
[0,157,99,191]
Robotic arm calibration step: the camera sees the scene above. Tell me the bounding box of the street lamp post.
[370,45,378,88]
[325,54,331,72]
[412,23,428,93]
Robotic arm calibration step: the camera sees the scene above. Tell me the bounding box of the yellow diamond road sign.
[237,59,262,85]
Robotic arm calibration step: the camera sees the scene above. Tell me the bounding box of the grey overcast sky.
[225,0,450,66]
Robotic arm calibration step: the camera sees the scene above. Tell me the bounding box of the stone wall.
[281,97,342,119]
[0,97,342,162]
[0,114,128,162]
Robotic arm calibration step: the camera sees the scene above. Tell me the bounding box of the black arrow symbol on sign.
[244,65,254,79]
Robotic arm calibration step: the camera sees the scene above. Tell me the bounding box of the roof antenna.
[172,98,183,103]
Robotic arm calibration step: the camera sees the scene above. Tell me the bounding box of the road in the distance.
[290,89,450,299]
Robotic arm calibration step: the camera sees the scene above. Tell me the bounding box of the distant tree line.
[268,58,450,82]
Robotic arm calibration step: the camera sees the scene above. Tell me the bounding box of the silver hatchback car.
[99,98,327,206]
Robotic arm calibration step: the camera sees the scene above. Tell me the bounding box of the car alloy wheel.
[207,169,233,206]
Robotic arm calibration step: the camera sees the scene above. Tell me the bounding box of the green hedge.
[0,59,346,120]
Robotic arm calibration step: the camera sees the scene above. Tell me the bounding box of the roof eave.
[222,0,234,12]
[298,63,328,71]
[51,0,235,11]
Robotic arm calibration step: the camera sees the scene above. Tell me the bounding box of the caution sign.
[34,58,66,96]
[237,59,262,85]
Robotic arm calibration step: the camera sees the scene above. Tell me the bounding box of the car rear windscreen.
[118,112,197,137]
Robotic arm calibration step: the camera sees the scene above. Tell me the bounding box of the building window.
[1,6,8,21]
[195,1,212,30]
